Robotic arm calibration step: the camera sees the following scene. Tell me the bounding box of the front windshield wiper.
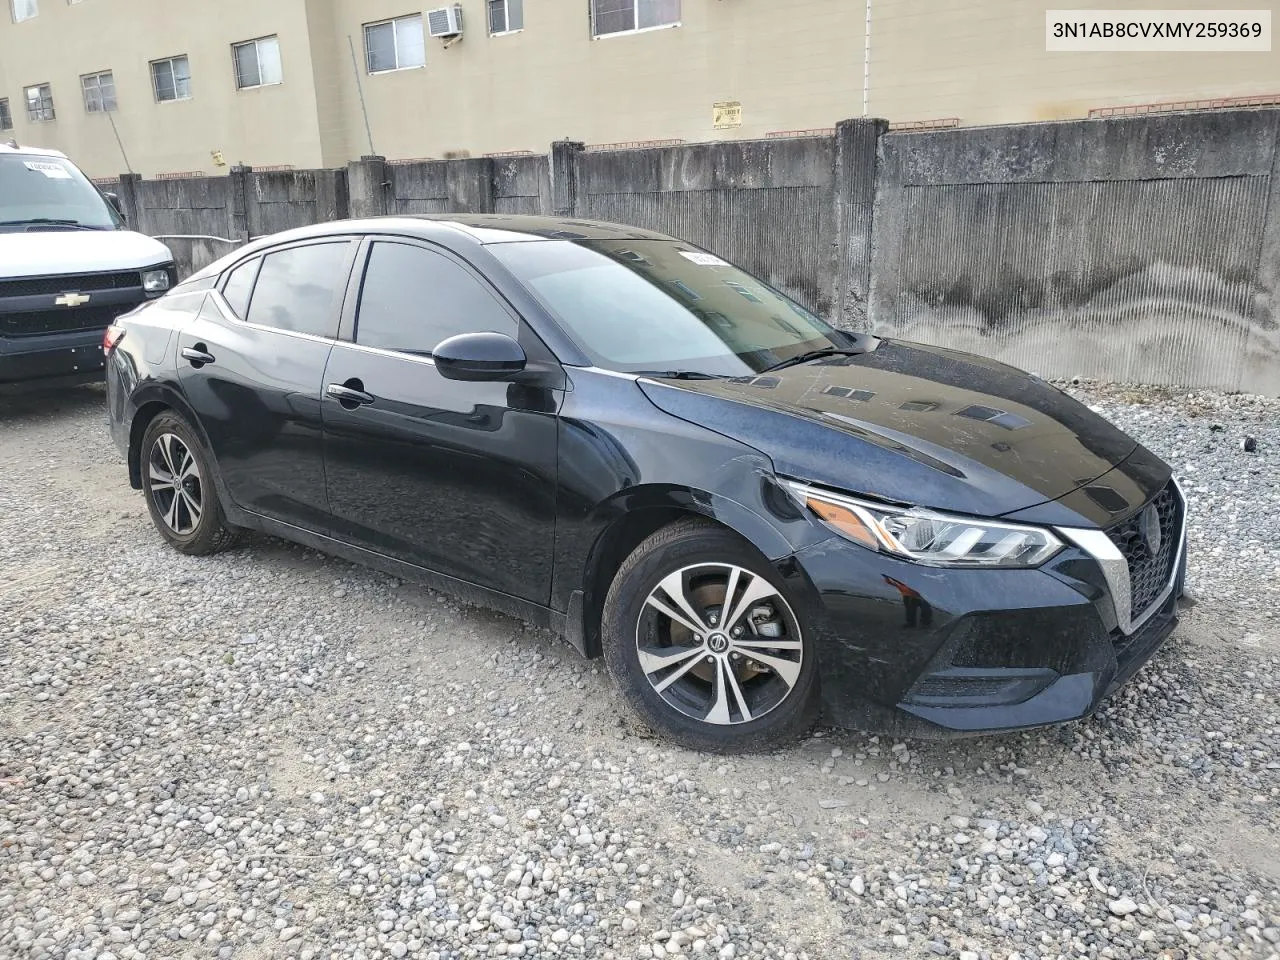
[631,370,726,381]
[0,218,101,230]
[761,347,865,374]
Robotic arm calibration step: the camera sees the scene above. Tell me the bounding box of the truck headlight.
[783,480,1063,568]
[142,269,171,294]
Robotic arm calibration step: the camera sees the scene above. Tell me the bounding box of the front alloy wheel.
[603,520,819,753]
[636,563,804,726]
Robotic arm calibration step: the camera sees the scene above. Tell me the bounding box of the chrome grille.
[1105,482,1182,620]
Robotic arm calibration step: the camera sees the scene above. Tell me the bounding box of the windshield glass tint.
[0,154,120,231]
[490,239,846,376]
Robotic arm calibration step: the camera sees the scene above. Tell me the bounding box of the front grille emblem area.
[55,292,91,308]
[1140,503,1163,556]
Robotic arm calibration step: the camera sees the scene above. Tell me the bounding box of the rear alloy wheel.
[148,432,203,536]
[603,520,819,752]
[140,412,241,556]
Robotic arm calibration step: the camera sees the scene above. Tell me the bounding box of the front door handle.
[181,345,215,367]
[326,382,376,407]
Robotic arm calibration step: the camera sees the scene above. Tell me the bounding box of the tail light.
[103,324,125,356]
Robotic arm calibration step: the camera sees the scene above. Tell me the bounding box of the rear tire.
[602,519,819,753]
[140,412,241,556]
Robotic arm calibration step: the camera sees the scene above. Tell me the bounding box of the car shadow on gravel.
[0,382,106,423]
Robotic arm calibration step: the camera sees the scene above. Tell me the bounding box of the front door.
[321,239,561,604]
[177,238,356,530]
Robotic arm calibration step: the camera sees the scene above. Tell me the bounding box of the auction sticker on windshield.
[23,160,72,179]
[680,251,730,267]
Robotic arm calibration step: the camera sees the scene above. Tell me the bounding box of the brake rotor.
[671,578,769,684]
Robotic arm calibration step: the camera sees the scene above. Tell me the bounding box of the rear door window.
[245,241,353,338]
[354,241,516,354]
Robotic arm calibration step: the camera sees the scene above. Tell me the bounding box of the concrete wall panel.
[872,111,1280,393]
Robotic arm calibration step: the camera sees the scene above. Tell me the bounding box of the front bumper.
[0,328,108,387]
[784,524,1185,739]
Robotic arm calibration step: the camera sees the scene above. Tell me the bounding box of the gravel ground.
[0,382,1277,960]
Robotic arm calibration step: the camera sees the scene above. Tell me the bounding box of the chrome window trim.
[336,338,437,366]
[1056,478,1187,636]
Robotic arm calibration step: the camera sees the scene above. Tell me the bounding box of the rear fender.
[125,380,249,527]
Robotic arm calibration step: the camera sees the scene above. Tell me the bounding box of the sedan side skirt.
[242,511,567,645]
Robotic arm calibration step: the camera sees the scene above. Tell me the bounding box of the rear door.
[321,238,561,604]
[177,237,357,530]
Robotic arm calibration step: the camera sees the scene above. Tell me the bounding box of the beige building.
[1,0,1278,179]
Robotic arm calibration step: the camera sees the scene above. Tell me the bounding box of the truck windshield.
[0,153,120,232]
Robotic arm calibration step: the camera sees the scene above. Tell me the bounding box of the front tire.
[140,412,240,556]
[602,519,819,753]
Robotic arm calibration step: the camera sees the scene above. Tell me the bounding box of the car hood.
[637,340,1141,518]
[0,230,173,279]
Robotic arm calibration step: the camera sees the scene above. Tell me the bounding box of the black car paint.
[106,215,1182,738]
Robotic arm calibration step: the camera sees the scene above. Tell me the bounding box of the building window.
[364,14,425,73]
[81,71,117,113]
[151,55,192,102]
[233,36,283,89]
[590,0,679,37]
[0,99,12,130]
[24,83,55,122]
[488,0,523,35]
[10,0,37,23]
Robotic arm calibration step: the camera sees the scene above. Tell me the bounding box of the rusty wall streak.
[877,175,1274,391]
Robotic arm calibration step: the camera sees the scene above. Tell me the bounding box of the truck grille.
[0,271,141,299]
[0,304,134,337]
[1106,482,1182,621]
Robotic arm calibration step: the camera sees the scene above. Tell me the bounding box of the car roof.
[0,140,70,160]
[407,214,680,243]
[245,214,681,250]
[183,214,686,288]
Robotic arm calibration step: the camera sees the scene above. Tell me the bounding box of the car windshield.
[0,153,120,231]
[490,239,854,377]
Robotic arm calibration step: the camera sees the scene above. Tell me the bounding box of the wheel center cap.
[707,633,730,654]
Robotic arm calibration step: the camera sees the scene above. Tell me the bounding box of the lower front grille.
[0,303,138,337]
[1106,482,1182,621]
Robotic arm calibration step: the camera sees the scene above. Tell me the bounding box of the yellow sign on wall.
[713,101,743,129]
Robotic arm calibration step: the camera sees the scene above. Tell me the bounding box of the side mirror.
[433,331,527,382]
[104,191,124,220]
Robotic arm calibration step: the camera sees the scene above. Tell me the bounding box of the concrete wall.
[111,109,1280,394]
[122,166,348,276]
[870,110,1280,394]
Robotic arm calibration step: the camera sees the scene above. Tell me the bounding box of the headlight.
[783,480,1062,568]
[142,268,171,294]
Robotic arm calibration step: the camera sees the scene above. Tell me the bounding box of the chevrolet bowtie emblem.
[55,292,91,308]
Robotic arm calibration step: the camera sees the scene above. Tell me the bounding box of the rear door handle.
[326,382,376,406]
[181,345,215,366]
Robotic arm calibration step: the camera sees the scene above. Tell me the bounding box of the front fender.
[587,478,814,563]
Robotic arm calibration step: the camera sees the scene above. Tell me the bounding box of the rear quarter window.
[246,243,351,338]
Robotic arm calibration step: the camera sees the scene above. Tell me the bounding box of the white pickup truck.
[1,140,176,389]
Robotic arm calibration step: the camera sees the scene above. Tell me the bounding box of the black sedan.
[105,215,1187,752]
